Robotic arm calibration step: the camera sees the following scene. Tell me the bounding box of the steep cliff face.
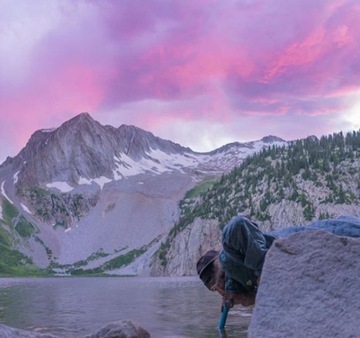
[150,218,222,276]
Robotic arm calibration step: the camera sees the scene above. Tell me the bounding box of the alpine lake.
[0,276,252,338]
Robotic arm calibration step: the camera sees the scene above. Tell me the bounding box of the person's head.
[196,250,257,307]
[196,250,225,296]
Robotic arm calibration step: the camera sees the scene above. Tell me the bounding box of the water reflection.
[0,277,251,338]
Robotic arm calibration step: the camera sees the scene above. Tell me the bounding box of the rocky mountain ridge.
[0,113,285,275]
[3,113,284,189]
[147,131,360,277]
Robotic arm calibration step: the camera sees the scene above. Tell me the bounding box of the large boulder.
[86,320,150,338]
[0,320,150,338]
[248,230,360,338]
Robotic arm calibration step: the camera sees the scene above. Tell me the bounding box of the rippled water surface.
[0,277,252,338]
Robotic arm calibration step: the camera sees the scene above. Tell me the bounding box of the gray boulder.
[0,324,57,338]
[248,230,360,338]
[0,320,150,338]
[86,320,150,338]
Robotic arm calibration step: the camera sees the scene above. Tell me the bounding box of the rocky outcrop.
[0,320,150,338]
[17,188,99,227]
[150,218,222,276]
[86,320,150,338]
[0,324,58,338]
[248,230,360,338]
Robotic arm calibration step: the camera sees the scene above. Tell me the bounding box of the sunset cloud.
[1,0,360,163]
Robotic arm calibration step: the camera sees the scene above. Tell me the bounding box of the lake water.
[0,277,252,338]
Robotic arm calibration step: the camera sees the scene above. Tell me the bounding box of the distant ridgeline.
[165,130,360,244]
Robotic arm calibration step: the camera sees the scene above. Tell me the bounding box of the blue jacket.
[219,215,360,293]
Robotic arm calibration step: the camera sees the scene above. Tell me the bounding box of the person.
[196,214,360,308]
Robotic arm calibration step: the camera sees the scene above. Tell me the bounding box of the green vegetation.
[0,238,47,276]
[2,199,37,238]
[0,200,47,276]
[48,248,111,273]
[157,130,360,266]
[47,238,159,276]
[183,179,216,199]
[17,187,98,228]
[2,198,18,225]
[70,247,147,275]
[180,130,360,226]
[15,216,36,238]
[157,241,171,267]
[0,223,10,246]
[35,236,53,260]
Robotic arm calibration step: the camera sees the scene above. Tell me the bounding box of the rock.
[0,324,58,338]
[0,320,150,338]
[85,320,150,338]
[248,230,360,338]
[150,218,222,276]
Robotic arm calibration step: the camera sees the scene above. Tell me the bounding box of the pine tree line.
[178,130,360,229]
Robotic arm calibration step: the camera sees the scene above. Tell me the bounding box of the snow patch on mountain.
[46,181,73,193]
[1,181,13,203]
[78,176,112,189]
[41,128,56,133]
[114,153,169,177]
[21,203,31,213]
[13,171,20,183]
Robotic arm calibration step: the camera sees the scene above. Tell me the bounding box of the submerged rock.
[248,230,360,338]
[0,324,57,338]
[0,320,150,338]
[86,320,150,338]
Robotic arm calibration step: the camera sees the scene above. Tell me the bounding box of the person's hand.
[211,284,226,297]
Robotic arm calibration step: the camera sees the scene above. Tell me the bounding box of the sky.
[1,0,360,164]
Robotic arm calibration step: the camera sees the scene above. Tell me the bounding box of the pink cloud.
[1,0,360,163]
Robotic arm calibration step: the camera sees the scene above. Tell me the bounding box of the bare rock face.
[150,218,222,276]
[248,230,360,338]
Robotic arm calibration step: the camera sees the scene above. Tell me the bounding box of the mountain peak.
[57,112,106,139]
[261,135,286,143]
[63,112,96,127]
[72,112,93,121]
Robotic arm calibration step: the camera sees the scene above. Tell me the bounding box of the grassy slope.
[0,199,47,276]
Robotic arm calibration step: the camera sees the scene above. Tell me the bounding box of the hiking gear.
[218,303,230,330]
[196,250,219,290]
[220,216,275,292]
